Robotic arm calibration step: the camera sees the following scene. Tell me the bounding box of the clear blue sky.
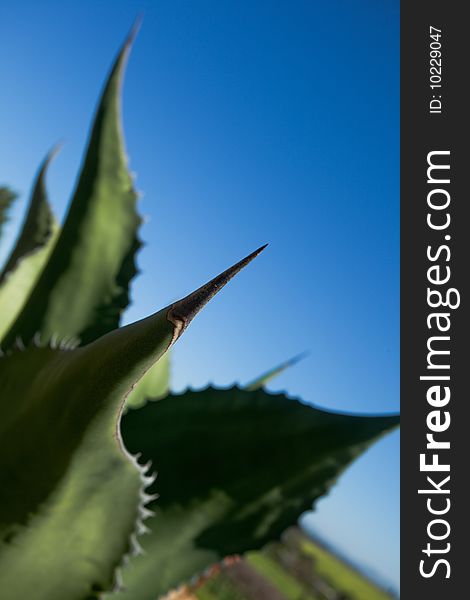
[0,0,400,592]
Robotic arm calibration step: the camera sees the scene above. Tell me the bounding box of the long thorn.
[167,244,268,340]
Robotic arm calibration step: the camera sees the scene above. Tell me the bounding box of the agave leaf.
[2,27,142,350]
[0,153,59,340]
[0,187,17,243]
[0,149,56,283]
[0,226,58,340]
[115,387,399,599]
[0,316,173,600]
[245,352,309,391]
[0,247,264,600]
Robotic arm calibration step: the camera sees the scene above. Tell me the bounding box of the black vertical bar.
[401,2,469,598]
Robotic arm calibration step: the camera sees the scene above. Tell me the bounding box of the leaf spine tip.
[139,506,155,519]
[167,244,268,344]
[129,533,144,557]
[14,337,25,351]
[141,491,159,504]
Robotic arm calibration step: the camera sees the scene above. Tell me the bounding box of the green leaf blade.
[0,307,177,599]
[0,153,59,340]
[0,225,58,340]
[0,331,173,596]
[0,149,57,284]
[2,30,141,350]
[116,387,399,599]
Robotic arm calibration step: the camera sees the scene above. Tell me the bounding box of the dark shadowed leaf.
[116,387,399,599]
[0,154,59,340]
[0,149,56,283]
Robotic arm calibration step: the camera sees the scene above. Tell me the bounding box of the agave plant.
[0,28,398,600]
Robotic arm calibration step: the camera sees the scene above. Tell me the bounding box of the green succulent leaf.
[2,28,142,350]
[0,153,59,340]
[0,187,17,243]
[0,247,264,600]
[0,150,57,283]
[0,317,173,599]
[115,386,399,599]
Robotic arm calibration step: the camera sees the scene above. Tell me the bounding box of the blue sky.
[0,0,400,591]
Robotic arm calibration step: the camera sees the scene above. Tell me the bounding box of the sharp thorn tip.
[167,244,266,342]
